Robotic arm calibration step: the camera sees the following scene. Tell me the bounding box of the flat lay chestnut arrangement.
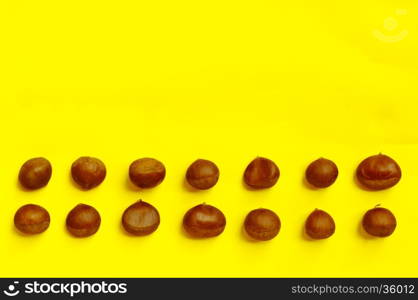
[14,154,400,240]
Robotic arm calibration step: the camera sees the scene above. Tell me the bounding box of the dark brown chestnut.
[306,158,338,188]
[66,204,101,237]
[183,204,226,238]
[14,204,50,235]
[305,209,335,239]
[19,157,52,190]
[122,200,160,236]
[356,154,401,190]
[362,207,396,237]
[71,157,106,190]
[129,158,166,188]
[244,157,280,189]
[244,208,281,241]
[186,159,219,190]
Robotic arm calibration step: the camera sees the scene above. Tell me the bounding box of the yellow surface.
[0,1,417,277]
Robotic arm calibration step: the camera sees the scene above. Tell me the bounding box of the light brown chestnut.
[19,157,52,190]
[244,157,280,189]
[183,204,226,238]
[14,204,50,234]
[66,204,101,237]
[186,159,219,190]
[305,209,335,239]
[122,200,160,236]
[362,207,396,237]
[71,157,106,190]
[129,158,166,188]
[244,208,281,241]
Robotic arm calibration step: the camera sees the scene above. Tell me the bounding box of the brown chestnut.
[362,207,396,237]
[183,204,226,238]
[14,204,50,235]
[356,154,401,190]
[306,158,338,188]
[244,157,280,189]
[122,200,160,236]
[71,157,106,190]
[186,159,219,190]
[305,209,335,239]
[244,208,281,241]
[66,204,101,237]
[129,158,166,188]
[19,157,52,190]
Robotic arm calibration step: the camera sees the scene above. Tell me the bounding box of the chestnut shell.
[183,204,226,238]
[186,159,220,190]
[122,200,160,236]
[362,207,397,237]
[356,154,401,190]
[66,204,101,237]
[129,158,166,188]
[14,204,50,234]
[71,157,107,190]
[244,208,281,241]
[19,157,52,190]
[305,209,335,239]
[306,158,338,188]
[244,157,280,189]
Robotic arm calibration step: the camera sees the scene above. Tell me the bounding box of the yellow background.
[0,0,417,277]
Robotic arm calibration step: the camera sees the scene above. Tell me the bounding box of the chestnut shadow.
[302,176,320,191]
[358,220,375,240]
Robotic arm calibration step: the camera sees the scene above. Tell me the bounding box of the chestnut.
[14,204,50,235]
[244,208,281,241]
[186,159,219,190]
[19,157,52,190]
[183,204,226,238]
[122,200,160,236]
[244,157,280,189]
[129,158,166,188]
[305,158,338,188]
[356,154,401,190]
[362,207,396,237]
[71,157,106,190]
[305,209,335,239]
[66,204,101,237]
